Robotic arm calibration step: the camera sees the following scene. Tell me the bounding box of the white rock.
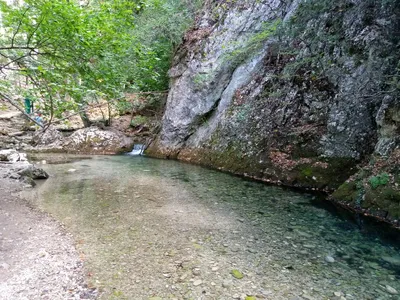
[385,285,398,295]
[325,256,335,263]
[193,280,202,286]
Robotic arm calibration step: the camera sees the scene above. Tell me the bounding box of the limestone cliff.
[148,0,400,222]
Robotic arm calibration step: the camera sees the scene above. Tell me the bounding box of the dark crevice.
[195,97,222,128]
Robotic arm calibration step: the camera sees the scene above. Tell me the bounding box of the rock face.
[0,110,33,150]
[148,0,400,221]
[32,126,134,154]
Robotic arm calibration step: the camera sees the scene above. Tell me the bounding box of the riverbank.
[0,165,96,299]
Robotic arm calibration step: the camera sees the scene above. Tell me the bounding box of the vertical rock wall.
[148,0,400,221]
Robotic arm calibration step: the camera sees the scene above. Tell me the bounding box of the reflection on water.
[28,155,400,299]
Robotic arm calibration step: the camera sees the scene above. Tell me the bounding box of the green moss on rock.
[332,182,358,203]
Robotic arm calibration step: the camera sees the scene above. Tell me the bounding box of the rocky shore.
[0,149,96,300]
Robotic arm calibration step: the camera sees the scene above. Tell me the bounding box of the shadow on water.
[302,195,400,247]
[130,154,400,246]
[105,154,400,248]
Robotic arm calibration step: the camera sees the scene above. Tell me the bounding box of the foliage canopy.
[0,0,201,121]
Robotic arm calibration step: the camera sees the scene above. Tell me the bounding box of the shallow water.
[28,155,400,299]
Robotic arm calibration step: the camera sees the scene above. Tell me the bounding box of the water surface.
[28,155,400,299]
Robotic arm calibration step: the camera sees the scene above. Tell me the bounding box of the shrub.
[368,173,390,189]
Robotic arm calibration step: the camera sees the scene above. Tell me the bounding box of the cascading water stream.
[127,144,145,156]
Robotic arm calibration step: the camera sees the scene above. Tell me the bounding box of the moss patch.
[332,182,359,203]
[331,150,400,223]
[292,157,357,190]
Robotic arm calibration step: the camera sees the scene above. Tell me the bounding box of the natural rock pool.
[26,155,400,299]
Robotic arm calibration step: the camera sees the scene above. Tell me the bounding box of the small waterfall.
[128,144,145,156]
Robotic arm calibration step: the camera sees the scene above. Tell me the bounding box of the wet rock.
[147,0,400,222]
[0,150,49,183]
[381,256,400,267]
[385,285,398,295]
[301,293,314,300]
[333,291,343,297]
[325,256,335,263]
[17,165,49,179]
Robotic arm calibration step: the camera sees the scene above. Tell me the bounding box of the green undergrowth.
[333,152,400,220]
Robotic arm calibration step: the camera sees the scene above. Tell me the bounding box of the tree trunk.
[79,109,92,127]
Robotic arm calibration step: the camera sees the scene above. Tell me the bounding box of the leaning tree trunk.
[79,109,92,127]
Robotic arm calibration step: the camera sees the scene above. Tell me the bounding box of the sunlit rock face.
[148,0,399,221]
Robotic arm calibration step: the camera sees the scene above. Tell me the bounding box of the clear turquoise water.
[30,155,400,300]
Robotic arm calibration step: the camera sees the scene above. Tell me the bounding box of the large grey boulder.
[32,125,64,147]
[0,149,49,184]
[62,127,134,154]
[31,126,134,154]
[16,164,49,179]
[0,149,27,163]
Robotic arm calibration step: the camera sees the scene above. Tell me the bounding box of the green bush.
[368,173,390,189]
[127,0,203,92]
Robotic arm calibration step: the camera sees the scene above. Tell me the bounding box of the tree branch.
[0,92,44,128]
[11,7,31,49]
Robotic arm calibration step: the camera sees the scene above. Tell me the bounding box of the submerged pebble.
[385,285,398,295]
[325,256,335,263]
[381,256,400,267]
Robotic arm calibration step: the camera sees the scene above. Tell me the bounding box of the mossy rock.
[332,182,358,203]
[363,187,400,219]
[294,157,357,189]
